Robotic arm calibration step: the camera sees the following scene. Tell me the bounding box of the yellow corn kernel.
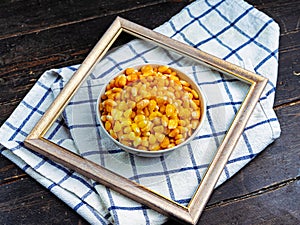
[141,65,153,74]
[143,107,150,117]
[160,136,170,149]
[168,119,178,129]
[175,134,184,140]
[191,89,199,99]
[193,99,200,106]
[113,121,122,133]
[169,75,180,82]
[136,99,150,110]
[165,68,172,74]
[166,104,176,117]
[125,67,135,75]
[117,74,127,87]
[128,131,136,141]
[131,123,141,136]
[111,109,122,120]
[109,130,117,139]
[175,138,185,145]
[111,87,122,93]
[120,140,131,147]
[190,99,198,110]
[159,104,166,113]
[191,120,199,129]
[167,143,176,149]
[187,92,194,99]
[178,126,188,136]
[131,86,138,97]
[141,138,149,147]
[161,115,169,127]
[148,99,157,112]
[149,134,157,145]
[106,115,113,122]
[180,108,191,119]
[123,108,132,118]
[134,114,146,123]
[168,128,180,138]
[105,105,112,113]
[105,121,112,131]
[155,133,165,143]
[178,119,186,127]
[137,120,148,129]
[183,86,192,93]
[149,144,160,151]
[133,136,142,147]
[180,80,190,87]
[191,110,201,119]
[142,131,151,137]
[127,74,139,82]
[100,115,107,122]
[104,99,117,107]
[153,125,164,134]
[123,126,132,134]
[141,122,152,133]
[158,65,169,73]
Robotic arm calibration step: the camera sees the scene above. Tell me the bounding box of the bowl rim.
[96,63,207,156]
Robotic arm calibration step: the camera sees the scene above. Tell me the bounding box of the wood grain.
[1,0,299,224]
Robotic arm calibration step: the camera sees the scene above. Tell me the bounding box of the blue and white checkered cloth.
[0,0,281,224]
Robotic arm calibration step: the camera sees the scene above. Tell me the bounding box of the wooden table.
[1,0,299,224]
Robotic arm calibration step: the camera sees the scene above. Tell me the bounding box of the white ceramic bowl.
[96,64,206,157]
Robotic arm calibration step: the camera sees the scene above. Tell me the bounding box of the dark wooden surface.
[0,0,299,224]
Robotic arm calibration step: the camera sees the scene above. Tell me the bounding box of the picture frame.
[24,17,268,224]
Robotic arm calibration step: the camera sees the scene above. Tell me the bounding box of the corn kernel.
[168,119,178,129]
[168,128,180,138]
[136,99,150,109]
[160,136,170,149]
[125,68,135,75]
[149,134,157,145]
[153,125,165,134]
[113,121,122,133]
[118,74,127,87]
[105,121,112,131]
[161,115,169,127]
[155,133,165,143]
[131,123,141,136]
[191,110,201,119]
[166,104,176,117]
[133,137,142,147]
[123,126,132,134]
[158,65,169,73]
[137,120,148,129]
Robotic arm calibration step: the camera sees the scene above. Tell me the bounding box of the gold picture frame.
[24,17,267,224]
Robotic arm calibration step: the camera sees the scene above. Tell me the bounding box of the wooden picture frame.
[24,17,267,224]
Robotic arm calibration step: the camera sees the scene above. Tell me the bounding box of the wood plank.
[207,102,300,204]
[0,0,159,38]
[163,101,300,224]
[198,179,300,225]
[0,175,90,225]
[246,0,300,106]
[0,2,188,125]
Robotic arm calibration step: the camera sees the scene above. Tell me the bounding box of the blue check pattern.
[0,0,281,224]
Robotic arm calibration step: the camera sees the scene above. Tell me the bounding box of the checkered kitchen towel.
[0,0,281,224]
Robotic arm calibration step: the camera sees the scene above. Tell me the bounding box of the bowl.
[96,64,206,157]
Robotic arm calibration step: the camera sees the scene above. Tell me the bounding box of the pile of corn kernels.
[99,65,202,151]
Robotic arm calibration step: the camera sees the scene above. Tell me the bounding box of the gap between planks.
[205,176,300,210]
[0,1,168,41]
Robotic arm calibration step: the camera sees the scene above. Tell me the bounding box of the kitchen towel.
[0,0,281,224]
